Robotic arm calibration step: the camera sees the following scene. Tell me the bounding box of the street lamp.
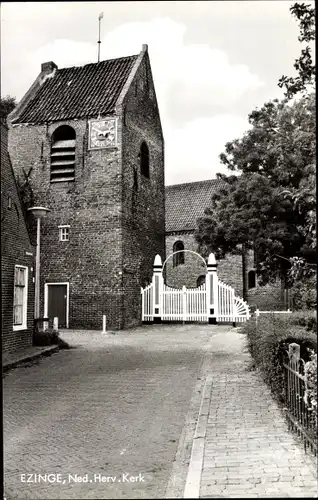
[27,206,50,321]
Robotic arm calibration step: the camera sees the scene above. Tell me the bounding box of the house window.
[59,225,70,241]
[248,270,256,289]
[8,196,12,209]
[139,141,149,178]
[50,125,76,182]
[13,265,28,330]
[173,241,185,267]
[197,275,206,287]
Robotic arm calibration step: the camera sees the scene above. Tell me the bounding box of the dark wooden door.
[48,285,67,328]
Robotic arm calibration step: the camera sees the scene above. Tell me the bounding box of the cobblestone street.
[3,324,216,499]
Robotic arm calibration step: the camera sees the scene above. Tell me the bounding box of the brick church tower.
[8,45,165,330]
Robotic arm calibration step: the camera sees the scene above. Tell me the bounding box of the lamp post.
[27,206,50,321]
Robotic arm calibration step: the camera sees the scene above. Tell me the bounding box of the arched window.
[139,141,149,178]
[51,125,76,182]
[173,241,184,267]
[197,275,206,287]
[248,270,256,289]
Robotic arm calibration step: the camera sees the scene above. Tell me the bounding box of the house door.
[47,284,67,328]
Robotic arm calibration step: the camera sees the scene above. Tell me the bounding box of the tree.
[196,4,316,303]
[195,94,316,287]
[278,2,315,98]
[0,95,17,119]
[278,2,316,294]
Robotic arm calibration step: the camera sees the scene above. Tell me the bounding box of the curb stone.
[183,374,213,498]
[3,345,59,372]
[165,328,220,499]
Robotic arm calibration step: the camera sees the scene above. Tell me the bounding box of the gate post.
[152,254,163,323]
[206,253,218,324]
[182,285,187,323]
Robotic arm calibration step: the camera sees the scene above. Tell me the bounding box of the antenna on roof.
[97,12,103,62]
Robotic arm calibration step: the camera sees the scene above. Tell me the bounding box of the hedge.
[291,275,317,311]
[242,311,317,403]
[33,329,71,349]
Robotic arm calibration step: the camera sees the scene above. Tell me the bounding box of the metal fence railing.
[283,344,317,456]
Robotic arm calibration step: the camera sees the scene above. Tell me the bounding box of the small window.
[248,270,256,289]
[139,141,149,178]
[197,275,206,287]
[8,196,12,209]
[51,125,76,183]
[13,265,28,330]
[173,241,185,267]
[59,225,70,241]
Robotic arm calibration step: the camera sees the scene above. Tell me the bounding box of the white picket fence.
[234,296,252,322]
[141,254,250,324]
[141,282,153,322]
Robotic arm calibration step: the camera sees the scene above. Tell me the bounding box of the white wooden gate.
[162,283,207,322]
[141,253,250,324]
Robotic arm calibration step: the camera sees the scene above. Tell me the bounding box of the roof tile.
[14,55,139,124]
[165,179,226,232]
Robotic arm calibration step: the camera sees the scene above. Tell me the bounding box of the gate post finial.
[288,342,300,365]
[207,253,218,324]
[153,254,162,268]
[207,253,216,265]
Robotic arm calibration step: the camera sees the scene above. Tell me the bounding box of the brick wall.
[1,121,35,354]
[248,281,287,310]
[8,52,165,330]
[121,52,165,328]
[165,233,244,296]
[9,118,125,329]
[244,248,287,310]
[164,234,288,310]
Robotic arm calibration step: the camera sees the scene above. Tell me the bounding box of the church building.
[8,45,165,330]
[165,179,252,296]
[164,179,287,311]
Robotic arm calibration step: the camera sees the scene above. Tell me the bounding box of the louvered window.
[51,125,76,182]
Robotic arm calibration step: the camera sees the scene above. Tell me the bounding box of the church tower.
[8,45,165,330]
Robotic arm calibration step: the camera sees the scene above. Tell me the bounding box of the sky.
[0,1,309,185]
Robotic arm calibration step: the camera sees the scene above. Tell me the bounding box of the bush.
[33,330,53,346]
[291,275,317,310]
[242,312,317,403]
[33,329,71,349]
[285,309,317,332]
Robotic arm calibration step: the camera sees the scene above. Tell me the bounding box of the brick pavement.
[199,329,318,498]
[4,324,318,499]
[3,324,216,500]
